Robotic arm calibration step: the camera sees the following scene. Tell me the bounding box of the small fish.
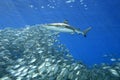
[42,20,92,37]
[110,58,116,62]
[109,69,120,77]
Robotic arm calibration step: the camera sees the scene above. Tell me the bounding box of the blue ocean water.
[0,0,120,67]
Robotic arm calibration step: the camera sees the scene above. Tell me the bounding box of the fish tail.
[82,27,92,37]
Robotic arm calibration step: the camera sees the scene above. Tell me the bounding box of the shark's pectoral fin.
[70,32,74,35]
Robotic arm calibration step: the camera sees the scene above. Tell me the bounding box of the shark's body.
[42,21,92,37]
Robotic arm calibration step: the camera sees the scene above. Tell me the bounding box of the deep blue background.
[0,0,120,66]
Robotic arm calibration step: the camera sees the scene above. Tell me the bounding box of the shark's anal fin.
[82,27,92,37]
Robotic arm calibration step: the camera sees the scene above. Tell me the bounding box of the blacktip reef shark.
[42,20,92,37]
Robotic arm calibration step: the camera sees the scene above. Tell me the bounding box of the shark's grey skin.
[42,21,92,37]
[0,25,119,80]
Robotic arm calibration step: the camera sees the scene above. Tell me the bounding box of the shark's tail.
[82,27,92,37]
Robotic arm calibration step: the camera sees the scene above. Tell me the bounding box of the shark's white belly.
[43,25,74,33]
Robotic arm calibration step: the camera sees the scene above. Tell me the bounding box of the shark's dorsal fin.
[63,20,68,24]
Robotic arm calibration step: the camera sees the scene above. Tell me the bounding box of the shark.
[42,20,92,37]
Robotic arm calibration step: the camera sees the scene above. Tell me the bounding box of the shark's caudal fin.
[82,27,92,37]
